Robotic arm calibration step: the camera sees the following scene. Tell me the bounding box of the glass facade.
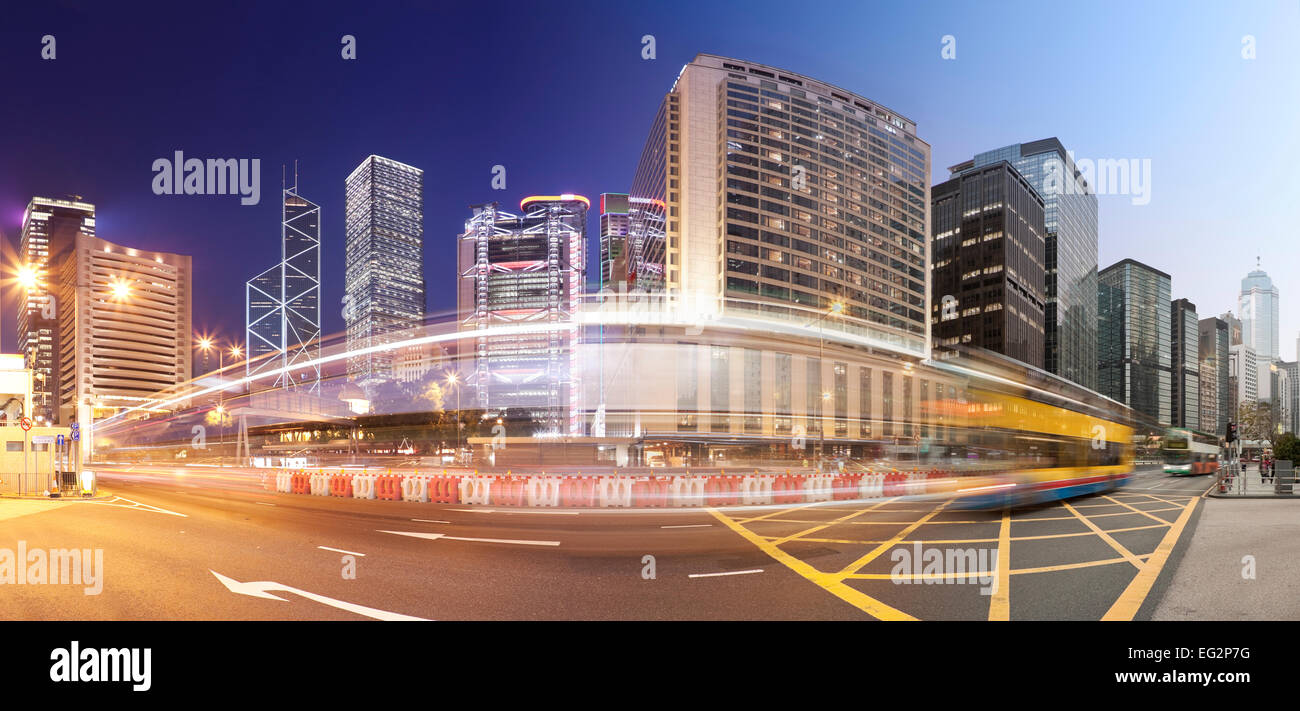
[17,197,96,424]
[628,54,931,356]
[1097,259,1171,426]
[931,160,1046,367]
[246,185,321,393]
[344,155,425,384]
[1170,299,1199,431]
[973,139,1098,391]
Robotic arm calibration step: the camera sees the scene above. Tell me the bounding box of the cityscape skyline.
[2,2,1300,366]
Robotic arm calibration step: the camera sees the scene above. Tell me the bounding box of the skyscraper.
[457,196,587,435]
[1097,259,1171,426]
[54,233,192,452]
[246,180,321,393]
[970,139,1098,391]
[1229,343,1257,413]
[627,54,931,357]
[16,196,95,424]
[1283,360,1299,435]
[931,160,1047,367]
[344,155,425,385]
[1239,263,1279,403]
[598,193,630,290]
[1170,298,1199,431]
[1198,316,1229,437]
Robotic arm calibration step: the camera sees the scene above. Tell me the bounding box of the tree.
[1274,432,1299,463]
[1238,401,1278,444]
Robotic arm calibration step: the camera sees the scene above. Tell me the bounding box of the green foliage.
[1274,432,1299,463]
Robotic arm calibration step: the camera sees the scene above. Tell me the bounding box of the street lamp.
[197,337,244,466]
[808,300,844,469]
[445,371,461,462]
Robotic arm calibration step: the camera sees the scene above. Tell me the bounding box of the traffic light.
[1227,422,1237,443]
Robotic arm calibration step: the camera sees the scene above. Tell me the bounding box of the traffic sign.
[70,428,79,441]
[19,417,31,432]
[56,434,65,447]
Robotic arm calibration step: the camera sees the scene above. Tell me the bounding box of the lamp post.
[198,338,244,465]
[445,371,461,464]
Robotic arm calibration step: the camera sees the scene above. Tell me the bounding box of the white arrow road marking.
[209,570,427,621]
[378,530,560,546]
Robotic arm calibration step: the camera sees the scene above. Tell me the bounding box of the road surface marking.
[255,502,276,506]
[708,508,917,621]
[988,509,1010,621]
[84,496,187,518]
[446,536,560,546]
[318,546,366,557]
[378,530,560,547]
[412,519,451,524]
[210,570,426,621]
[661,524,712,529]
[449,507,576,515]
[689,569,763,578]
[1102,497,1199,621]
[1060,500,1144,569]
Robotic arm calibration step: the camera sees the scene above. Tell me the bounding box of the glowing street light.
[18,265,38,290]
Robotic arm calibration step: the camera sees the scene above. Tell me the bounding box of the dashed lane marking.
[689,569,764,578]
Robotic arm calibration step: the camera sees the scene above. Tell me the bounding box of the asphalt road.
[0,464,1216,620]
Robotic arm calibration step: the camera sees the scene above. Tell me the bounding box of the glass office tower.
[973,139,1098,391]
[1170,298,1199,431]
[1198,316,1229,437]
[17,196,96,424]
[1097,259,1171,426]
[344,155,425,385]
[246,182,321,393]
[931,160,1047,368]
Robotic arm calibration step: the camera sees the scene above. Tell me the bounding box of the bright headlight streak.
[100,305,935,429]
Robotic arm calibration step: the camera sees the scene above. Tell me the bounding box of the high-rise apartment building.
[344,155,425,385]
[246,181,321,393]
[627,54,931,357]
[457,196,587,434]
[54,233,191,444]
[1098,259,1171,426]
[931,160,1046,367]
[16,196,96,424]
[1170,298,1199,431]
[970,139,1098,391]
[1198,316,1229,438]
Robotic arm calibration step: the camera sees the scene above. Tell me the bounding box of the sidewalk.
[1152,497,1300,620]
[1210,467,1298,498]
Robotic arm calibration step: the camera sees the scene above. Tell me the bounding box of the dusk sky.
[2,0,1297,358]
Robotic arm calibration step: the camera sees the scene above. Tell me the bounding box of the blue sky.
[1,0,1297,357]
